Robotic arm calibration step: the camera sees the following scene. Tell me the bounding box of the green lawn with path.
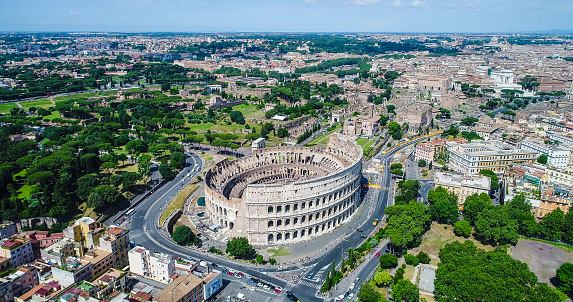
[267,246,290,257]
[0,103,18,114]
[20,99,55,110]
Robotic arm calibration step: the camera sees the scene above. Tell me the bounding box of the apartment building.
[0,238,34,268]
[414,138,466,163]
[521,139,571,170]
[51,257,92,287]
[98,228,129,269]
[81,249,113,280]
[434,171,491,208]
[447,140,539,174]
[128,247,174,284]
[0,266,40,298]
[154,274,204,302]
[537,183,572,218]
[63,217,102,248]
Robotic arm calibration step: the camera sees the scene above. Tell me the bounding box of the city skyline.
[1,0,573,33]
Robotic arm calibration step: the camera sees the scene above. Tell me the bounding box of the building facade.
[520,139,571,170]
[0,239,34,268]
[447,140,539,174]
[434,171,491,209]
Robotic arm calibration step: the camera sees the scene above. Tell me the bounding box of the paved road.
[128,134,440,302]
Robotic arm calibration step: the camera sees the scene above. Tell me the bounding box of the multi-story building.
[447,140,539,174]
[537,183,572,218]
[63,217,102,248]
[521,139,571,170]
[92,268,128,299]
[414,139,466,163]
[394,105,433,133]
[0,258,11,274]
[128,247,174,284]
[434,171,491,208]
[154,274,204,302]
[40,238,82,266]
[0,238,34,268]
[81,248,113,280]
[98,228,129,269]
[51,257,92,287]
[0,266,40,298]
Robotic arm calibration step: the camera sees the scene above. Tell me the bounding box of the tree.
[170,151,186,170]
[388,121,402,140]
[391,168,404,177]
[385,201,430,250]
[357,282,381,302]
[172,226,198,246]
[379,253,398,268]
[557,263,573,295]
[137,154,152,184]
[478,169,499,190]
[93,185,120,206]
[158,164,175,180]
[416,251,431,264]
[256,255,264,264]
[435,240,559,302]
[404,254,419,266]
[538,154,548,164]
[454,220,472,237]
[463,193,492,225]
[427,186,459,224]
[475,206,519,245]
[390,163,403,170]
[417,159,426,167]
[392,279,419,302]
[538,208,565,241]
[277,127,289,138]
[87,192,105,209]
[374,271,392,287]
[229,111,245,125]
[226,237,253,259]
[563,211,573,244]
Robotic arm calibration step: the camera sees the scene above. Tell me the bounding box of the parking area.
[211,276,284,302]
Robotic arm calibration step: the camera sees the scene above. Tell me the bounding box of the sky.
[1,0,572,33]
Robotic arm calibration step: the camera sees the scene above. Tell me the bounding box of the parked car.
[235,274,242,279]
[275,286,282,293]
[375,252,381,257]
[228,271,234,276]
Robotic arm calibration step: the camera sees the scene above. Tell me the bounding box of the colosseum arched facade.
[205,134,363,246]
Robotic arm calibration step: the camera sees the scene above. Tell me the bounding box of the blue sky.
[1,0,572,33]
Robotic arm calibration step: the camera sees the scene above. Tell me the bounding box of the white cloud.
[303,0,317,3]
[346,0,380,5]
[69,11,81,15]
[442,2,481,12]
[391,0,429,8]
[410,0,429,8]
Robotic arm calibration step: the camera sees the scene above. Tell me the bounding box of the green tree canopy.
[435,240,559,302]
[172,225,198,245]
[454,220,472,238]
[463,193,492,225]
[538,154,548,164]
[391,279,419,302]
[475,206,519,245]
[226,237,253,259]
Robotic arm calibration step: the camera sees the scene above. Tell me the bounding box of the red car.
[237,272,244,277]
[375,252,381,257]
[228,271,234,276]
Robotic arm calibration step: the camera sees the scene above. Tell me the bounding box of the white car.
[349,282,355,290]
[235,274,242,279]
[249,286,255,291]
[263,285,270,290]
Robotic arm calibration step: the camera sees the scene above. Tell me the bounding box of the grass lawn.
[13,169,27,182]
[232,103,260,117]
[417,222,494,266]
[0,103,18,114]
[188,122,245,133]
[356,137,369,146]
[160,184,199,225]
[363,138,376,150]
[267,246,291,257]
[306,125,342,146]
[78,202,99,220]
[115,163,137,174]
[44,111,61,121]
[20,99,55,110]
[17,184,34,200]
[202,154,213,161]
[52,90,118,103]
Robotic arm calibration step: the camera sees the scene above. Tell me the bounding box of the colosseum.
[205,134,363,246]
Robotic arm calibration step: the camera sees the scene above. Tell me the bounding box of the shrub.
[417,251,431,264]
[405,254,420,266]
[379,253,398,269]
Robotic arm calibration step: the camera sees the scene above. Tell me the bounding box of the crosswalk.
[296,279,320,289]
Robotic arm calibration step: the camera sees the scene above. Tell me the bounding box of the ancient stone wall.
[205,134,363,245]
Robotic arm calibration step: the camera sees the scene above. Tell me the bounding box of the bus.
[125,209,135,218]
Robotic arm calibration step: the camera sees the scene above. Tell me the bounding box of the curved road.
[129,134,439,302]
